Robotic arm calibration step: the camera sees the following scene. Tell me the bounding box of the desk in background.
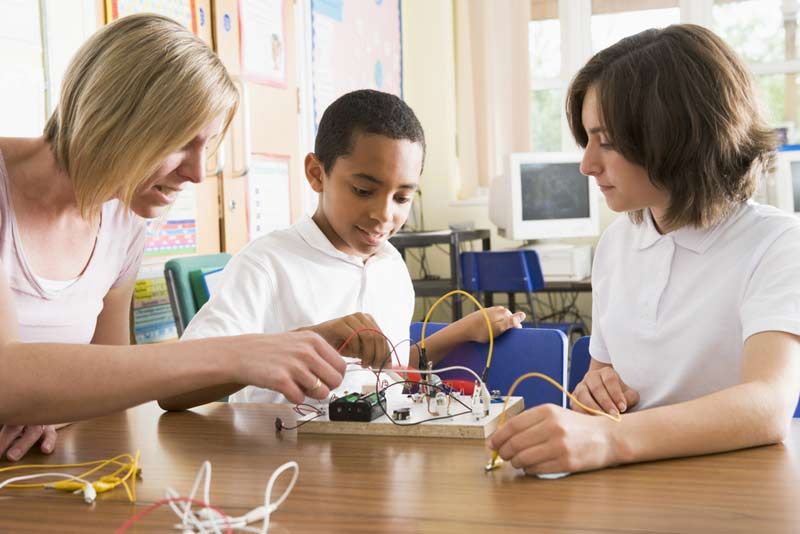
[1,402,800,533]
[389,229,491,321]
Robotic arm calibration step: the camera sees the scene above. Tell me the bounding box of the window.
[528,1,798,150]
[712,0,800,143]
[529,17,561,152]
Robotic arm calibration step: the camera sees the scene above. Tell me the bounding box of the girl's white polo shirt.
[590,202,800,410]
[182,215,415,404]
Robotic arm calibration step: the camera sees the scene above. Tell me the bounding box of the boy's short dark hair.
[566,24,776,229]
[314,89,426,174]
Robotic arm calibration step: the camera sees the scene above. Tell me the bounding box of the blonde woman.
[0,14,352,461]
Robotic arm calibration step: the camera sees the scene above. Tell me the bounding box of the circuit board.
[297,395,525,439]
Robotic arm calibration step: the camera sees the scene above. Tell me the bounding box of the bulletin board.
[105,0,198,33]
[246,154,291,241]
[239,0,287,87]
[310,0,403,129]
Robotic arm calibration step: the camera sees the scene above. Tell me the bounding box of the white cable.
[0,473,96,503]
[167,460,299,533]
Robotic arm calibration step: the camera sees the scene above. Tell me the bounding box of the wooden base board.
[298,396,524,439]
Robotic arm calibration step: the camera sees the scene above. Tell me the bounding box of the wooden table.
[1,402,799,533]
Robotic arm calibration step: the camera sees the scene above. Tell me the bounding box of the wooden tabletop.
[1,402,799,533]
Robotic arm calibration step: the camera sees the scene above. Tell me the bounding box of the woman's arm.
[0,264,346,424]
[489,330,800,474]
[91,277,137,345]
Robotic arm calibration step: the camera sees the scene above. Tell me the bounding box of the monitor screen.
[520,162,589,221]
[792,161,800,213]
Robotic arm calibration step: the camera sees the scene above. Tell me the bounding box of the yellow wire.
[420,289,495,375]
[488,373,622,469]
[0,451,141,502]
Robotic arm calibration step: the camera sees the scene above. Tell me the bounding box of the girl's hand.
[571,366,640,415]
[488,404,619,475]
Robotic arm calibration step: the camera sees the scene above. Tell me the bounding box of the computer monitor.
[489,153,600,241]
[772,148,800,215]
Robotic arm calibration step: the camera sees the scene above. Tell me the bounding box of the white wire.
[0,473,95,503]
[167,460,299,533]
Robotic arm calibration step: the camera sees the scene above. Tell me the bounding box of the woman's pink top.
[0,150,145,343]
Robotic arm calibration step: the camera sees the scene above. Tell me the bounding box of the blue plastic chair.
[410,322,568,409]
[569,336,592,394]
[571,336,800,417]
[460,250,586,339]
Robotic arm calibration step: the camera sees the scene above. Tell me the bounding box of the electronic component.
[471,381,491,420]
[392,407,410,421]
[329,391,386,422]
[433,392,448,416]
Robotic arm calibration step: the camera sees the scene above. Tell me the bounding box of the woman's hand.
[464,306,526,343]
[487,404,620,475]
[571,366,640,415]
[0,424,58,461]
[231,331,347,404]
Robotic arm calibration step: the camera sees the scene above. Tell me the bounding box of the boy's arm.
[489,330,800,474]
[158,253,270,411]
[408,306,525,367]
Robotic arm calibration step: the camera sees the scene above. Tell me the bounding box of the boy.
[160,90,523,409]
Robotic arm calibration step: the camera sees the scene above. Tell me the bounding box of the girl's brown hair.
[566,24,776,228]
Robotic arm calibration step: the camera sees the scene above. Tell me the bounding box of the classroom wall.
[402,0,616,323]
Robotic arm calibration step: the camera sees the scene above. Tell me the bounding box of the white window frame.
[531,0,800,151]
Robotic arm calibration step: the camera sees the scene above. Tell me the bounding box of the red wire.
[336,327,402,367]
[115,497,233,533]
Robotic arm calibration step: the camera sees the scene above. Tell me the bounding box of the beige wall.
[402,0,617,323]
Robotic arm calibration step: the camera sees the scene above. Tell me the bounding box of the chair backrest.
[570,336,800,417]
[409,322,567,409]
[569,336,591,393]
[461,250,545,293]
[164,253,232,336]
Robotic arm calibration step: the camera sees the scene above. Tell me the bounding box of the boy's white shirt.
[590,201,800,410]
[181,215,415,404]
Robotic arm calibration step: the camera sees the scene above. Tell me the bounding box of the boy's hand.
[0,424,58,461]
[570,366,640,415]
[299,313,391,368]
[463,306,526,343]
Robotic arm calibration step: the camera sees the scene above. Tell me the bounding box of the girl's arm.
[489,330,800,474]
[610,330,800,464]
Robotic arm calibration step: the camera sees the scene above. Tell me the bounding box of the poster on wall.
[247,154,291,240]
[106,0,198,34]
[132,264,178,344]
[311,0,402,129]
[239,0,286,86]
[144,184,198,257]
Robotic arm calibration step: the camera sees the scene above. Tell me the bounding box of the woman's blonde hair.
[566,24,776,229]
[44,13,239,218]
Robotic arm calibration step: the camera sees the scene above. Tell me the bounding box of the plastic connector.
[471,381,491,420]
[82,483,97,504]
